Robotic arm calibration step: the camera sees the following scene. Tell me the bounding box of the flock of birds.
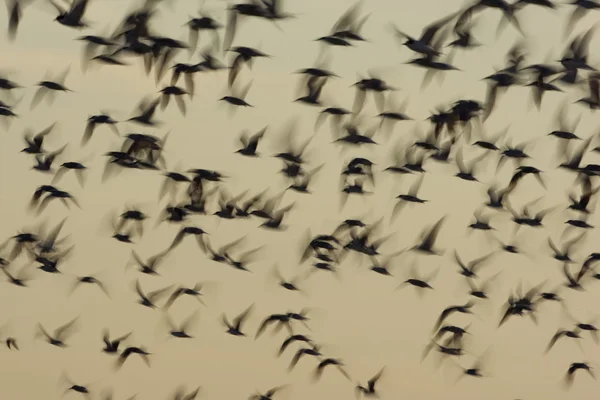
[4,0,600,398]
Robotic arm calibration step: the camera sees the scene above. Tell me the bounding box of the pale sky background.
[1,0,600,399]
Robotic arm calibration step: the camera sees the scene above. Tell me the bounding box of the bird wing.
[31,87,48,110]
[223,9,238,54]
[229,54,245,88]
[255,316,276,338]
[7,0,20,41]
[49,0,67,15]
[421,216,446,251]
[115,331,132,343]
[70,0,89,21]
[148,285,174,302]
[55,316,79,339]
[420,11,458,45]
[352,86,366,115]
[546,330,565,353]
[169,229,187,250]
[330,0,362,34]
[234,304,254,328]
[51,167,68,185]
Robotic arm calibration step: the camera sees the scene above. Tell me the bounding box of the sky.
[1,0,600,399]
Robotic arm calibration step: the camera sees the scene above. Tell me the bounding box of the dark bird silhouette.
[396,262,440,293]
[70,274,110,297]
[168,226,208,252]
[295,75,326,106]
[433,302,474,332]
[279,333,313,355]
[162,310,200,339]
[60,373,92,399]
[134,280,173,309]
[116,346,151,369]
[392,11,458,58]
[83,114,119,145]
[255,313,292,339]
[32,144,67,174]
[453,251,494,279]
[314,358,351,381]
[452,346,493,381]
[163,282,207,309]
[369,249,404,276]
[223,2,268,54]
[550,234,586,265]
[36,316,79,347]
[356,367,385,398]
[102,330,132,354]
[328,0,370,43]
[289,344,322,370]
[220,80,253,108]
[21,123,56,154]
[2,265,32,287]
[248,386,288,400]
[564,362,595,387]
[185,11,222,54]
[236,126,267,157]
[222,304,254,336]
[352,74,396,114]
[410,216,447,255]
[52,161,88,187]
[228,46,270,88]
[49,0,90,28]
[545,328,582,354]
[127,97,161,126]
[392,175,427,221]
[31,68,72,110]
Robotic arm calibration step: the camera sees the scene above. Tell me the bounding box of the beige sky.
[1,0,600,399]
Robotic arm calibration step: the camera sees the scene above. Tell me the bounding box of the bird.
[222,304,254,336]
[355,367,385,398]
[49,0,90,28]
[4,0,600,397]
[36,316,79,347]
